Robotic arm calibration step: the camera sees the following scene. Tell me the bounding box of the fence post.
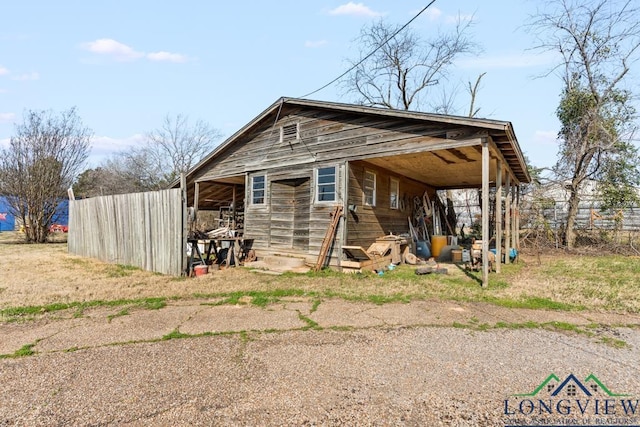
[181,173,188,276]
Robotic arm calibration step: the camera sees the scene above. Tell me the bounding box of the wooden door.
[269,178,310,251]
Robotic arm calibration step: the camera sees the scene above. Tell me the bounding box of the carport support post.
[481,140,489,287]
[232,184,237,230]
[495,160,503,274]
[514,185,520,253]
[504,174,511,265]
[193,182,200,223]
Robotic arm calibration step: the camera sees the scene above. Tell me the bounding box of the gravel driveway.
[1,300,639,426]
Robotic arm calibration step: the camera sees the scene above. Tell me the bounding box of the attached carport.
[357,119,530,286]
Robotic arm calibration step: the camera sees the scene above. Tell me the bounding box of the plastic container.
[431,235,447,257]
[194,265,209,277]
[415,240,431,258]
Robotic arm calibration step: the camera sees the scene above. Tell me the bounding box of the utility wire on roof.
[299,0,437,99]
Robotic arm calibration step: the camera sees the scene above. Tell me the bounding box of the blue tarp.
[0,197,15,232]
[52,199,69,226]
[0,197,69,232]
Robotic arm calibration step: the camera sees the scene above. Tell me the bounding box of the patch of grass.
[477,323,491,331]
[197,289,311,308]
[0,297,169,322]
[302,268,346,278]
[0,343,37,359]
[544,321,586,334]
[107,308,130,322]
[162,329,192,341]
[14,343,36,357]
[238,330,251,342]
[140,298,166,310]
[494,321,540,329]
[64,257,92,267]
[105,264,140,278]
[310,299,321,313]
[366,293,411,305]
[297,312,321,330]
[487,296,582,311]
[539,255,640,295]
[597,336,628,348]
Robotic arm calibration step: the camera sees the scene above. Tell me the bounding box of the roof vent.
[280,123,299,144]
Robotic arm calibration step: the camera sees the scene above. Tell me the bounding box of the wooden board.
[366,241,392,256]
[342,245,372,261]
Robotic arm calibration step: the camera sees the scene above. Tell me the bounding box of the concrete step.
[245,255,310,273]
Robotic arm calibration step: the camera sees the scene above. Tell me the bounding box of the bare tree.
[145,113,222,182]
[0,108,91,242]
[73,151,164,198]
[343,16,478,111]
[530,0,640,248]
[467,72,486,118]
[75,114,223,196]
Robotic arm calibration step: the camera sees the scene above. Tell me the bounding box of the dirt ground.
[1,231,639,313]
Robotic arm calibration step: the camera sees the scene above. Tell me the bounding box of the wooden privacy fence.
[68,188,185,276]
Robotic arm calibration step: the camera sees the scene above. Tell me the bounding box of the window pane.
[318,174,335,184]
[316,166,336,202]
[318,167,335,178]
[364,171,376,206]
[318,184,336,201]
[252,175,265,204]
[390,179,399,209]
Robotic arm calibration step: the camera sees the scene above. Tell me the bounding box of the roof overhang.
[174,97,531,194]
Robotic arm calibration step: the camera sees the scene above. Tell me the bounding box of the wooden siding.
[244,164,345,263]
[68,189,184,276]
[347,160,431,248]
[193,107,476,183]
[193,105,492,263]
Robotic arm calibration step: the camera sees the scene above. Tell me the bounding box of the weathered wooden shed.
[183,97,530,284]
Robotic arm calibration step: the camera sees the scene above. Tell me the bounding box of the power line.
[299,0,437,99]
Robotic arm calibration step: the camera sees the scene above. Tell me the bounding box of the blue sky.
[0,1,599,169]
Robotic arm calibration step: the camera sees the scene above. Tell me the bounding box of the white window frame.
[251,174,266,205]
[390,178,399,210]
[363,170,376,207]
[315,166,337,203]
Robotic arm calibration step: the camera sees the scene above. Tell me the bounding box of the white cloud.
[0,66,9,76]
[0,113,16,123]
[91,134,144,153]
[11,72,39,81]
[305,40,328,48]
[81,38,189,64]
[424,7,442,21]
[146,51,188,63]
[88,134,146,166]
[82,38,144,61]
[457,52,557,70]
[328,2,383,17]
